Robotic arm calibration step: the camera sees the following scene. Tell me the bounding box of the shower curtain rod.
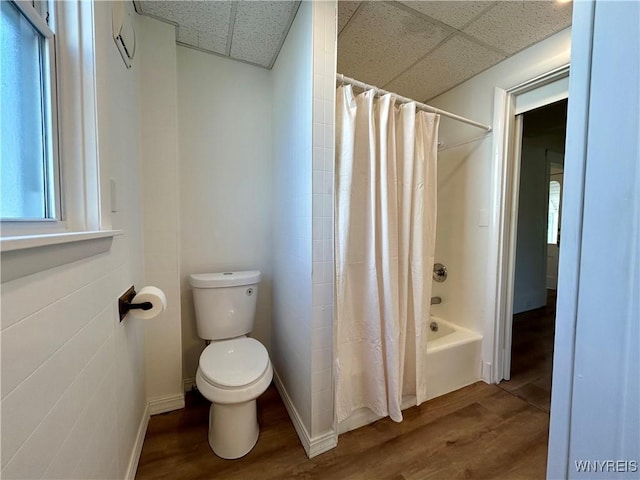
[336,73,492,132]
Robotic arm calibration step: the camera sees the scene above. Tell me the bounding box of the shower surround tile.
[311,0,337,440]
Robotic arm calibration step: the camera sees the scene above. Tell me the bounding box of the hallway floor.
[499,290,556,414]
[136,294,556,480]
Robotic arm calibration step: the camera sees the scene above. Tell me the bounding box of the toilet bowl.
[195,337,273,459]
[189,270,271,459]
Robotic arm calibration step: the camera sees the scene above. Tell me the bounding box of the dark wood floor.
[499,290,556,414]
[136,295,556,480]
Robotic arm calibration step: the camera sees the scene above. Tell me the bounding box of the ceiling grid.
[134,0,571,100]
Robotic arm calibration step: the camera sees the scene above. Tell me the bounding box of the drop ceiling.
[134,1,301,69]
[134,1,572,101]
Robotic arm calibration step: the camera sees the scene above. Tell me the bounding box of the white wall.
[429,28,571,372]
[548,1,639,476]
[177,47,273,384]
[513,139,549,314]
[138,16,184,413]
[1,2,147,478]
[271,0,314,438]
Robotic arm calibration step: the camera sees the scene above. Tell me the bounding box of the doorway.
[499,99,568,412]
[489,65,570,387]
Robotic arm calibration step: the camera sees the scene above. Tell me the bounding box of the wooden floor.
[136,295,556,480]
[499,290,556,414]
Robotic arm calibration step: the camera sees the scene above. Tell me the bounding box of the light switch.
[478,209,489,227]
[110,178,118,213]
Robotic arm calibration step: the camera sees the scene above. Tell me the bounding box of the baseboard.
[125,402,150,480]
[273,370,311,455]
[309,430,337,458]
[148,393,185,415]
[183,376,196,392]
[272,369,337,459]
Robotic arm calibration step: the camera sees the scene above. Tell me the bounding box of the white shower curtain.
[335,85,439,423]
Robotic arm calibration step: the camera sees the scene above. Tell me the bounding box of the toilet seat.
[199,337,269,388]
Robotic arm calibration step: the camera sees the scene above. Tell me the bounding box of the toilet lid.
[199,337,269,388]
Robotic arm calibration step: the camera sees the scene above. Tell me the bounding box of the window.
[1,1,118,281]
[1,0,59,221]
[547,180,561,244]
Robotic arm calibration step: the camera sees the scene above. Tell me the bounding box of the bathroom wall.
[428,28,571,374]
[177,47,273,385]
[0,2,147,478]
[310,0,337,442]
[270,0,338,456]
[138,16,184,413]
[271,0,314,442]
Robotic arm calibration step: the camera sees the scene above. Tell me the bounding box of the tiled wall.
[271,0,314,433]
[310,0,337,438]
[0,3,147,478]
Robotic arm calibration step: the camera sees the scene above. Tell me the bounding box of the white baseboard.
[308,430,337,458]
[272,369,337,459]
[183,376,196,392]
[125,402,150,480]
[148,393,185,415]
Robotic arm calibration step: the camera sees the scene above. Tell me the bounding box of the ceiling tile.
[385,34,505,102]
[139,1,232,55]
[176,27,198,47]
[338,2,452,87]
[338,1,361,34]
[463,0,572,55]
[193,1,233,53]
[198,32,228,55]
[398,1,496,29]
[230,1,299,67]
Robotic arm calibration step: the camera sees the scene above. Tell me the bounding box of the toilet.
[189,270,273,459]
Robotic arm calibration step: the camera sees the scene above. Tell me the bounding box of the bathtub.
[338,316,483,434]
[424,316,483,400]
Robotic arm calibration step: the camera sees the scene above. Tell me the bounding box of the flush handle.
[246,288,254,296]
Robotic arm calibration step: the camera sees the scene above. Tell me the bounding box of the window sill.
[1,230,122,283]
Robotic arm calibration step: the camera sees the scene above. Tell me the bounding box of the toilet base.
[208,400,259,459]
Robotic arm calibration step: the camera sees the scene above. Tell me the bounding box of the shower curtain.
[335,85,439,423]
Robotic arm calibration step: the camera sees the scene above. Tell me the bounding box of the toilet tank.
[189,271,261,340]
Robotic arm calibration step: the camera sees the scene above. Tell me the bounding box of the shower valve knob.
[433,263,448,282]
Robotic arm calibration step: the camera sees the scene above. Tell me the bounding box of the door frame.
[489,64,570,384]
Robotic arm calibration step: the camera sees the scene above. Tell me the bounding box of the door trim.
[488,64,570,384]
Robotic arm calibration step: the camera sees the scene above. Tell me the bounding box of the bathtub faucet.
[430,296,442,305]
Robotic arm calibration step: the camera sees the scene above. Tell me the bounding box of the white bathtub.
[424,316,483,400]
[338,316,483,434]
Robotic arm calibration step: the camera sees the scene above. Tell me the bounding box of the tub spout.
[431,296,442,305]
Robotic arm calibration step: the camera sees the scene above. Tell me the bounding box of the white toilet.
[189,270,273,459]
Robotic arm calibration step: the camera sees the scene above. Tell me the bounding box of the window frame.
[547,179,561,245]
[1,0,120,281]
[2,0,64,231]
